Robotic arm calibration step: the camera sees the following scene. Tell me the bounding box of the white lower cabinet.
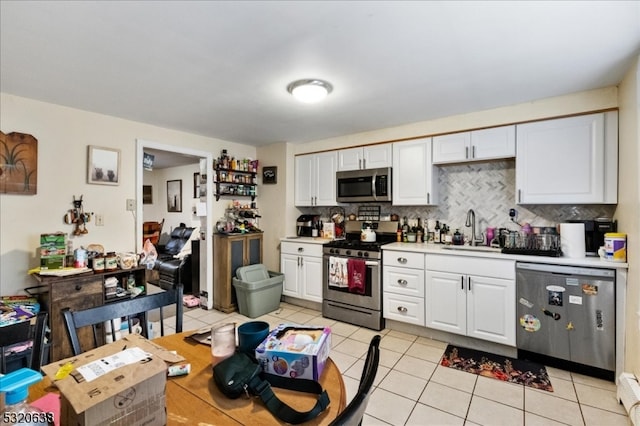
[425,254,516,346]
[280,241,323,303]
[383,251,425,326]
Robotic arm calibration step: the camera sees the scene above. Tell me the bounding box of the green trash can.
[232,264,284,318]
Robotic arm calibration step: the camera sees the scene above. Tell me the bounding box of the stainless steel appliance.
[336,167,392,203]
[568,218,617,256]
[296,215,319,237]
[322,220,398,330]
[516,262,615,380]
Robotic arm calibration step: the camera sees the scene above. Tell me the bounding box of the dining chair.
[0,312,48,374]
[63,284,183,355]
[329,334,381,426]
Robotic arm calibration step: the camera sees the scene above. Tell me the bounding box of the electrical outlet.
[95,214,104,226]
[126,199,135,211]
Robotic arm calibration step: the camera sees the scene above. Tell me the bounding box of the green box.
[40,255,65,270]
[40,233,66,248]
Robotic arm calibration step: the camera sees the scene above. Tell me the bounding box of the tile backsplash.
[300,160,616,237]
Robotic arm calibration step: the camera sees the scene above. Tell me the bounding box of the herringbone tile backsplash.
[303,160,616,237]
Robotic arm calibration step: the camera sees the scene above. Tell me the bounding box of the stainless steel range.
[322,220,398,330]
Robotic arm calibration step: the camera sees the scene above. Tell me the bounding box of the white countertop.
[383,242,629,269]
[280,236,332,245]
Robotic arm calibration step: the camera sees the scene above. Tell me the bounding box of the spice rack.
[213,150,258,201]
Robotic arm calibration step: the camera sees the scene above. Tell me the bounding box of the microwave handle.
[372,172,377,200]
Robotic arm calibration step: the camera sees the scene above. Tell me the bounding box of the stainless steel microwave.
[336,167,392,203]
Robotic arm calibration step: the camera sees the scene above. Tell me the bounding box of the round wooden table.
[30,331,347,425]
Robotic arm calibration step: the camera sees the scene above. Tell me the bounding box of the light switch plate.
[126,199,135,211]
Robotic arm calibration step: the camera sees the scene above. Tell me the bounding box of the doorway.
[136,139,214,309]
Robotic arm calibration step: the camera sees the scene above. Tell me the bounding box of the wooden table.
[30,332,347,425]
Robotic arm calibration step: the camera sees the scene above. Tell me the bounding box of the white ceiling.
[1,1,639,148]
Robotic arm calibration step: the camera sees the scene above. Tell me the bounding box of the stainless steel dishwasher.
[516,262,615,377]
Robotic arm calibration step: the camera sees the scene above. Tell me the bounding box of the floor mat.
[440,344,554,392]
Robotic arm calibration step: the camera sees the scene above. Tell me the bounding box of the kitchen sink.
[441,245,502,253]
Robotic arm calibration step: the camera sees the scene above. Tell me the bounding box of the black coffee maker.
[568,218,617,256]
[296,215,319,237]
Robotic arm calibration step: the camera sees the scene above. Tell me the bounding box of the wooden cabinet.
[432,125,515,164]
[425,254,516,346]
[382,251,425,326]
[213,233,263,312]
[392,137,438,205]
[515,111,618,204]
[337,144,392,171]
[294,152,337,206]
[31,267,147,361]
[280,241,323,303]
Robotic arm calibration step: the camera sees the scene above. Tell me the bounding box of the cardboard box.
[39,255,65,270]
[255,324,331,381]
[42,334,184,426]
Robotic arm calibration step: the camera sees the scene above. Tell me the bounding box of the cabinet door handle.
[397,257,407,264]
[427,193,430,204]
[465,146,469,159]
[461,276,464,290]
[297,257,300,267]
[518,189,521,203]
[300,257,304,267]
[75,284,82,291]
[362,158,366,169]
[398,279,408,286]
[468,276,472,291]
[397,306,408,313]
[472,145,476,159]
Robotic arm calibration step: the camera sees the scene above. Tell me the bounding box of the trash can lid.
[236,264,270,282]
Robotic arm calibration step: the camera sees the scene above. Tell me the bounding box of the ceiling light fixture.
[287,79,333,104]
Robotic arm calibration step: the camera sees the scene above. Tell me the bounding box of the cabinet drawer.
[427,254,515,280]
[383,292,425,326]
[281,241,323,257]
[383,266,425,297]
[383,251,424,269]
[50,277,103,302]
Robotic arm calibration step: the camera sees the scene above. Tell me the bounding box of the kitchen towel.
[560,223,586,258]
[328,256,348,288]
[347,258,366,294]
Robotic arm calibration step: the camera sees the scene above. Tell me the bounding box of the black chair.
[63,284,183,355]
[0,312,48,374]
[153,225,194,293]
[330,334,381,426]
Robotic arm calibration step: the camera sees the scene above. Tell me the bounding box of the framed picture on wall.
[167,179,182,212]
[142,185,153,204]
[88,146,120,185]
[262,166,277,184]
[193,172,200,198]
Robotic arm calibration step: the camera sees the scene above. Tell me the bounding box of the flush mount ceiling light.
[287,79,333,104]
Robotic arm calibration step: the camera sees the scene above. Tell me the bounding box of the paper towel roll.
[560,223,586,258]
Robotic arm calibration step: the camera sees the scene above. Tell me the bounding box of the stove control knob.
[363,252,369,258]
[346,250,352,256]
[329,249,336,254]
[357,251,363,257]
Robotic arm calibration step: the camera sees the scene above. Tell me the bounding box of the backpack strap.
[248,373,330,424]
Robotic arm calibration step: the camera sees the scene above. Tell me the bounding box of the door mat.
[440,345,554,392]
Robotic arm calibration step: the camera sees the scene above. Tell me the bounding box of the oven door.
[322,254,380,310]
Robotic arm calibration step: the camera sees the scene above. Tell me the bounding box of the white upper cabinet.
[294,151,338,206]
[432,125,516,164]
[516,111,618,204]
[392,137,438,205]
[337,144,392,171]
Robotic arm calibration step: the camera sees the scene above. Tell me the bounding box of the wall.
[142,163,202,240]
[0,93,255,296]
[617,55,640,376]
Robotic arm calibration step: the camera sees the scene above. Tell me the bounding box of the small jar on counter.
[92,254,105,272]
[105,252,118,271]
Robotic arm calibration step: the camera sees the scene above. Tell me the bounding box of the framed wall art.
[262,166,277,184]
[142,185,153,204]
[167,179,182,212]
[193,172,200,198]
[0,131,38,195]
[88,145,120,185]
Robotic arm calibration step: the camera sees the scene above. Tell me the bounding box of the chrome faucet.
[465,209,484,246]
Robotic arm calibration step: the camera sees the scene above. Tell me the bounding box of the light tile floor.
[156,302,630,426]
